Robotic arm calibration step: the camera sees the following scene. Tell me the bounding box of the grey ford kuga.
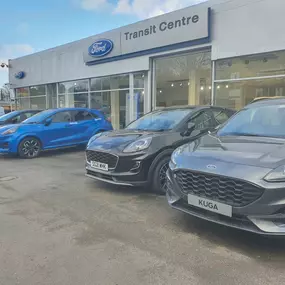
[167,98,285,235]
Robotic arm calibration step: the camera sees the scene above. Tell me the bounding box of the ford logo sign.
[88,39,113,57]
[207,164,217,170]
[15,71,25,79]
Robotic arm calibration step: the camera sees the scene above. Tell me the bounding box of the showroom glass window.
[58,79,88,108]
[214,50,285,110]
[154,50,212,108]
[15,85,47,109]
[133,73,145,121]
[90,74,130,129]
[46,83,57,108]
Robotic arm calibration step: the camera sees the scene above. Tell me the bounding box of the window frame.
[71,110,96,122]
[50,111,73,123]
[188,109,216,131]
[212,108,231,125]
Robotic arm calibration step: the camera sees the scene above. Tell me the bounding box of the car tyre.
[18,137,41,159]
[151,156,170,195]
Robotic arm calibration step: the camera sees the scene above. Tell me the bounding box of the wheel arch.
[17,135,43,152]
[147,148,174,183]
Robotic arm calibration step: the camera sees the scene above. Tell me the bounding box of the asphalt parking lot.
[0,150,285,285]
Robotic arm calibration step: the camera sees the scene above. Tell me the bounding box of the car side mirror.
[181,122,196,136]
[187,122,195,132]
[45,118,52,126]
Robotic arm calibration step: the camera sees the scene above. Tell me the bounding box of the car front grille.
[86,150,118,169]
[175,170,264,207]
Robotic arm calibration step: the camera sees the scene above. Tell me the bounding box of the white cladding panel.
[211,0,285,60]
[9,46,150,88]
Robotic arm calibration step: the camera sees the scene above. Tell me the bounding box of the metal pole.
[211,61,215,105]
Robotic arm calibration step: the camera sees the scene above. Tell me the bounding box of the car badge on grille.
[206,164,217,170]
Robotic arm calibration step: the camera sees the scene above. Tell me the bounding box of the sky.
[0,0,205,87]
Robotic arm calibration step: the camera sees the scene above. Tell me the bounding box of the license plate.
[91,161,108,171]
[188,194,232,217]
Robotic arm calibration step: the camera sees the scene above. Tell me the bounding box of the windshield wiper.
[221,132,266,137]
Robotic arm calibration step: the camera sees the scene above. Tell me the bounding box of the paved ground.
[0,150,285,285]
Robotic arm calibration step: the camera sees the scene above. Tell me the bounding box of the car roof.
[251,96,284,103]
[155,105,233,111]
[18,109,43,112]
[248,98,285,107]
[46,107,92,112]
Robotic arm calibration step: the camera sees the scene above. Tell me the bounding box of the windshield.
[0,111,20,122]
[126,108,193,131]
[218,104,285,138]
[22,109,54,124]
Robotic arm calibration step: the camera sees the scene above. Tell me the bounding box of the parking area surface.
[0,150,285,285]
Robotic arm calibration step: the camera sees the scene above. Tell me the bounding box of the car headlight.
[264,165,285,182]
[123,137,152,153]
[170,146,184,169]
[1,127,18,135]
[87,132,103,147]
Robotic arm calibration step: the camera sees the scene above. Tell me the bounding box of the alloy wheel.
[159,162,169,193]
[21,139,40,158]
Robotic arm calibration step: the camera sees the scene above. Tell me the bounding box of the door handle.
[65,122,78,127]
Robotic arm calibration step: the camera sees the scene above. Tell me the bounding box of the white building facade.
[9,0,285,129]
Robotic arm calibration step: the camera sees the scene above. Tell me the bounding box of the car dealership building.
[8,0,285,129]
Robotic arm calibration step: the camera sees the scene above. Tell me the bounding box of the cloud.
[80,0,207,18]
[0,44,34,86]
[80,0,112,10]
[17,22,29,35]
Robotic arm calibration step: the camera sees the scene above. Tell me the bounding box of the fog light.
[3,142,9,149]
[130,161,141,171]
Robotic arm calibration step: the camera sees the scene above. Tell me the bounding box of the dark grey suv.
[167,98,285,235]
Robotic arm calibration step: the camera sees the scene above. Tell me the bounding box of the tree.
[0,83,12,102]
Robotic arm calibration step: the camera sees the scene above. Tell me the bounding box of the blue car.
[0,108,113,158]
[0,109,42,126]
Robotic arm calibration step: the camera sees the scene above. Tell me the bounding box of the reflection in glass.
[29,85,46,96]
[30,96,46,109]
[155,51,211,108]
[16,88,29,98]
[58,80,88,94]
[215,78,285,110]
[91,74,129,91]
[16,97,30,109]
[90,74,130,129]
[133,89,144,121]
[127,108,193,131]
[58,93,88,108]
[216,51,285,80]
[218,105,285,138]
[47,83,57,108]
[90,92,110,110]
[134,73,145,89]
[16,86,47,109]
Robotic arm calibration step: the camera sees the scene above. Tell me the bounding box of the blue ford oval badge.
[88,39,113,57]
[15,71,25,79]
[207,164,217,170]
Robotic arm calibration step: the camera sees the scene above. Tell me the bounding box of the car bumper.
[0,135,16,154]
[85,150,154,187]
[0,148,10,154]
[85,166,148,186]
[166,169,285,236]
